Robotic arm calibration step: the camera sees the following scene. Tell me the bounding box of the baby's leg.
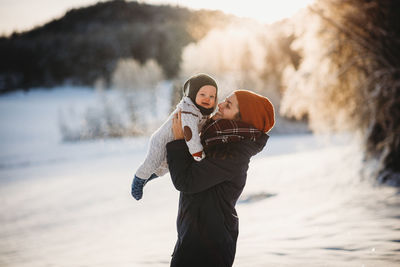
[154,160,169,177]
[135,122,171,179]
[131,120,173,200]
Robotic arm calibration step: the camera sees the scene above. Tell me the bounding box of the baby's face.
[195,85,217,109]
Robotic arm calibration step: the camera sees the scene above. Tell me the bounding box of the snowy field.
[0,87,399,267]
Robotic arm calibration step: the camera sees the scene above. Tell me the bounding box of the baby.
[131,73,218,200]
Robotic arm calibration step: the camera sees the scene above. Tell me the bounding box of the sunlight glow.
[0,0,100,35]
[144,0,316,24]
[0,0,315,35]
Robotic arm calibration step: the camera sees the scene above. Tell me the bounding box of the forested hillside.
[0,0,234,92]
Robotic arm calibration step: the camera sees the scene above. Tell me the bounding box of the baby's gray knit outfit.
[135,96,208,179]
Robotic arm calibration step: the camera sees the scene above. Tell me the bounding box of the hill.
[0,0,235,92]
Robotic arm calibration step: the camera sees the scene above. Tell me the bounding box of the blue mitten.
[131,175,146,200]
[131,173,159,200]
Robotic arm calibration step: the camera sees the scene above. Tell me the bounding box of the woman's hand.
[172,110,184,140]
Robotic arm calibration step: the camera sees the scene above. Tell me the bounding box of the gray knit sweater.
[135,97,209,179]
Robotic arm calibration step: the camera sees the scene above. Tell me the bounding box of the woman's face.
[213,93,240,120]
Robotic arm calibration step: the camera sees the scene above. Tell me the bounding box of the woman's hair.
[234,111,241,121]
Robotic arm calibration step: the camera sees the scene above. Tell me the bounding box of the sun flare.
[145,0,316,23]
[0,0,315,35]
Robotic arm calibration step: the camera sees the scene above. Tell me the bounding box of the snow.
[0,87,399,267]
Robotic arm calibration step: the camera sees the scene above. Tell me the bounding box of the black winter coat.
[166,135,268,267]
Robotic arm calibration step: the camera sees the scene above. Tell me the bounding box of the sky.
[0,0,315,36]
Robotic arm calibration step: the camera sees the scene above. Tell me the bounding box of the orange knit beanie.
[234,90,275,133]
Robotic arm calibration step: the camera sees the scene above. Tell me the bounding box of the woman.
[166,90,275,267]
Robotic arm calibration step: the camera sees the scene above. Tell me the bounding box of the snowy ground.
[0,88,399,267]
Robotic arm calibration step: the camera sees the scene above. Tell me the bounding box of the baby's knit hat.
[183,73,218,103]
[234,90,275,133]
